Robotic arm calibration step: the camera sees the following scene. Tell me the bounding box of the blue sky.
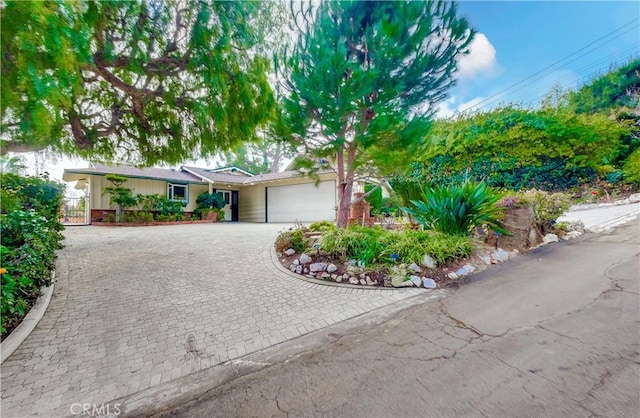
[439,0,640,116]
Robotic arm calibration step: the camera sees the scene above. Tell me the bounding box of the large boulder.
[486,206,541,251]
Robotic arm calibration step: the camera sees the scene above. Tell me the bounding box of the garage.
[266,180,336,223]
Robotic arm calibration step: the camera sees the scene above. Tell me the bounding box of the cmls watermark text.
[70,403,121,416]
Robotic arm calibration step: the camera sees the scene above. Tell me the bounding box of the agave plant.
[404,181,509,236]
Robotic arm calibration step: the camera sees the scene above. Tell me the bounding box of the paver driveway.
[1,223,421,417]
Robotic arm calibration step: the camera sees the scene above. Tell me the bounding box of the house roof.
[246,171,308,183]
[63,163,335,187]
[181,166,250,185]
[208,166,254,176]
[63,163,204,183]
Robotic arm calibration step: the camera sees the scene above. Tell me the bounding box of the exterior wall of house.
[238,173,338,223]
[83,172,338,223]
[238,184,266,222]
[188,184,210,212]
[88,175,208,213]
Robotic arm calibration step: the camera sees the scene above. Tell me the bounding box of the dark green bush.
[196,192,226,209]
[404,181,508,236]
[1,173,64,337]
[409,156,596,192]
[155,197,186,217]
[194,192,226,218]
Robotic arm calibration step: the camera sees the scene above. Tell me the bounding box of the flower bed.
[1,173,65,340]
[275,223,476,288]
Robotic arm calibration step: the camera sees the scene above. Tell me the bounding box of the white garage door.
[267,181,336,223]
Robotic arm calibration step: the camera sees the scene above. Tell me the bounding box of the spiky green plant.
[405,181,508,236]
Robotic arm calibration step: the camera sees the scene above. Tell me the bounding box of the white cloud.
[457,33,497,80]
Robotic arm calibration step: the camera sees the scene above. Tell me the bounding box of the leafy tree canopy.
[566,58,640,114]
[281,0,473,226]
[220,138,294,174]
[1,0,279,165]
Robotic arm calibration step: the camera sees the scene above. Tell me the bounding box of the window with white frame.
[168,183,188,202]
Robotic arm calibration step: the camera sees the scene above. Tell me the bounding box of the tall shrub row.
[1,173,65,338]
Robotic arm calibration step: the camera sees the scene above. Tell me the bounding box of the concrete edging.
[0,280,55,364]
[587,211,640,233]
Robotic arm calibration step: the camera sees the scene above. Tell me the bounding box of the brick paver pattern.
[1,224,421,417]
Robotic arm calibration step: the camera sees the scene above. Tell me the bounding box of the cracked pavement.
[161,221,640,418]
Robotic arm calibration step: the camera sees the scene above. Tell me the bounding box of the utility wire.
[486,47,638,110]
[467,24,639,112]
[529,52,639,106]
[470,26,639,112]
[462,17,640,112]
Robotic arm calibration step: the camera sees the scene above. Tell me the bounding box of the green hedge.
[1,173,65,337]
[417,106,632,190]
[409,156,596,191]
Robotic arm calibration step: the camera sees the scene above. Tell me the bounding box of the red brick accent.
[90,209,195,223]
[90,209,115,222]
[348,193,376,226]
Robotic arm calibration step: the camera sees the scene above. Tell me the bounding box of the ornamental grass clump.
[404,180,508,236]
[320,226,472,267]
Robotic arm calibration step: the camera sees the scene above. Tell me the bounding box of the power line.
[462,17,640,112]
[528,52,639,106]
[467,23,639,112]
[470,27,640,112]
[483,47,638,111]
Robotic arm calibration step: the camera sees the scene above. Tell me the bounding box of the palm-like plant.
[404,181,509,236]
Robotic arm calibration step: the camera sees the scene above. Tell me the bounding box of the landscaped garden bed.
[275,183,589,289]
[1,173,65,340]
[275,223,525,289]
[92,219,216,226]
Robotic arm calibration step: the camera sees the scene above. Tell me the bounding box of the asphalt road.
[160,221,640,418]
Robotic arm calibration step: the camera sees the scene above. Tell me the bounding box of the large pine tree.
[1,0,279,164]
[281,0,474,227]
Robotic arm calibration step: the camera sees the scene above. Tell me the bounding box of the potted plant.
[195,192,226,222]
[201,207,218,222]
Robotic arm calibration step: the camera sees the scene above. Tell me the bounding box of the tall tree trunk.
[335,144,356,228]
[270,143,282,173]
[115,205,124,222]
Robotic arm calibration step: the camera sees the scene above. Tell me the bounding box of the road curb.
[587,210,640,233]
[0,278,55,364]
